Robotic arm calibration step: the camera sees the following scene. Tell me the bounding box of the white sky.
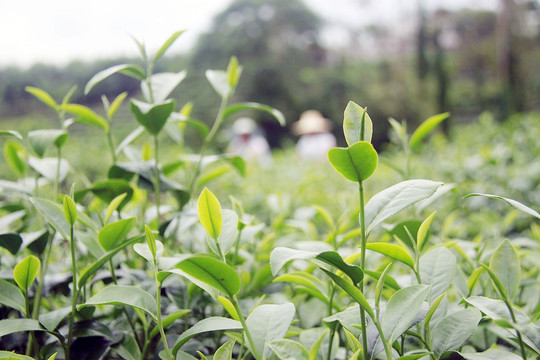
[0,0,497,68]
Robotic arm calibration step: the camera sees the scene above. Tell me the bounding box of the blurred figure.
[227,117,272,166]
[292,110,336,161]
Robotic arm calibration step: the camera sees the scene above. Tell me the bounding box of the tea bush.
[0,32,538,360]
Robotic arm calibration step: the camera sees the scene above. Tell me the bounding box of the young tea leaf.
[104,192,128,224]
[144,225,157,260]
[218,209,238,255]
[25,86,58,110]
[409,112,449,151]
[214,339,236,360]
[28,129,69,157]
[98,217,137,251]
[197,188,223,240]
[85,64,146,95]
[328,141,378,183]
[62,195,77,227]
[107,91,128,120]
[227,56,242,88]
[4,141,27,176]
[343,101,373,145]
[153,30,185,63]
[13,255,40,293]
[176,255,240,296]
[417,211,436,250]
[268,339,309,360]
[489,239,521,301]
[130,98,175,135]
[206,70,231,98]
[79,285,157,318]
[60,104,109,132]
[365,242,415,269]
[141,71,186,102]
[465,193,540,220]
[223,102,286,126]
[172,317,242,355]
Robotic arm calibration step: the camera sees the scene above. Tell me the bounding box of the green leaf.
[115,126,145,156]
[459,349,523,360]
[98,217,137,251]
[0,350,36,359]
[425,292,446,325]
[217,296,240,320]
[197,188,223,240]
[214,339,236,360]
[463,296,530,324]
[328,141,378,182]
[343,101,373,145]
[144,225,157,261]
[227,56,242,88]
[130,98,175,135]
[206,70,231,98]
[270,247,363,284]
[465,193,540,219]
[417,212,436,250]
[218,209,238,254]
[79,285,157,318]
[409,112,449,151]
[104,193,128,224]
[382,284,429,342]
[268,339,309,360]
[39,306,71,332]
[489,239,521,301]
[153,30,185,63]
[365,242,415,269]
[60,104,109,132]
[0,233,23,255]
[0,319,43,338]
[25,86,58,110]
[321,269,374,319]
[149,309,191,339]
[419,247,456,302]
[274,272,328,304]
[28,129,69,157]
[141,71,186,102]
[31,198,70,239]
[0,279,25,312]
[75,179,133,209]
[365,180,443,233]
[4,140,27,176]
[28,157,69,182]
[432,308,481,356]
[85,64,146,94]
[396,352,432,360]
[176,255,240,296]
[63,195,77,227]
[246,303,296,360]
[13,255,40,293]
[172,317,242,355]
[0,130,23,140]
[107,92,128,120]
[223,102,286,126]
[134,239,163,264]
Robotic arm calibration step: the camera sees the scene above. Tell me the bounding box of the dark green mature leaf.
[343,101,373,145]
[176,255,240,296]
[75,179,133,209]
[0,280,25,312]
[463,296,530,324]
[60,104,109,132]
[328,141,378,183]
[270,247,363,284]
[197,188,222,240]
[489,239,521,301]
[321,269,374,319]
[223,102,286,126]
[153,30,185,63]
[28,129,68,157]
[382,285,429,342]
[465,193,540,219]
[130,98,175,135]
[31,198,70,239]
[365,242,415,269]
[98,217,137,251]
[25,86,58,110]
[39,306,71,332]
[79,285,157,317]
[432,308,481,356]
[0,233,22,255]
[459,349,522,360]
[85,64,146,94]
[246,303,296,360]
[420,247,456,302]
[365,180,443,233]
[0,319,42,337]
[172,317,242,354]
[4,141,27,176]
[141,71,186,102]
[409,112,449,151]
[14,255,40,293]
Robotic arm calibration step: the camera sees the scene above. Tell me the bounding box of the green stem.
[24,293,40,358]
[232,296,260,360]
[424,323,436,360]
[505,300,528,360]
[107,130,117,165]
[67,225,78,360]
[358,181,369,360]
[153,135,161,222]
[54,147,61,200]
[373,318,394,360]
[155,264,172,360]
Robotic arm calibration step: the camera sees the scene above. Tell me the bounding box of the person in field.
[227,117,272,166]
[292,110,336,161]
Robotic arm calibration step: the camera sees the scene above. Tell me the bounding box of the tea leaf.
[4,141,27,176]
[172,317,242,355]
[321,269,374,319]
[153,30,185,63]
[417,211,436,250]
[328,141,378,183]
[85,64,146,94]
[133,240,163,264]
[223,102,286,126]
[62,195,77,227]
[425,292,446,325]
[343,101,373,145]
[25,86,58,110]
[0,279,25,312]
[218,209,238,254]
[107,91,128,120]
[206,70,231,98]
[227,56,242,88]
[0,319,43,338]
[465,193,540,219]
[420,247,456,302]
[214,339,236,360]
[28,157,69,182]
[13,255,40,293]
[218,296,240,321]
[382,285,429,342]
[39,306,71,332]
[397,352,432,360]
[459,349,523,360]
[31,198,70,239]
[141,71,186,102]
[463,296,530,324]
[0,233,23,255]
[79,285,157,318]
[28,129,69,157]
[176,255,240,296]
[432,308,481,356]
[130,98,175,135]
[365,242,415,269]
[0,130,23,140]
[365,179,443,233]
[197,188,223,240]
[268,339,309,360]
[489,239,521,301]
[60,104,109,132]
[246,303,296,360]
[409,112,449,151]
[148,309,191,340]
[98,217,137,251]
[104,193,128,224]
[0,351,36,359]
[115,126,145,156]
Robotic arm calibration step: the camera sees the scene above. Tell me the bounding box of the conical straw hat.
[292,110,332,135]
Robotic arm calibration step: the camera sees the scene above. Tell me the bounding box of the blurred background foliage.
[0,0,539,149]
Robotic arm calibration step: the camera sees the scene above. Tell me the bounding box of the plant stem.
[153,134,161,222]
[55,147,61,200]
[154,263,172,360]
[67,225,78,360]
[232,295,260,360]
[373,318,394,360]
[107,130,117,165]
[505,300,528,360]
[358,181,369,360]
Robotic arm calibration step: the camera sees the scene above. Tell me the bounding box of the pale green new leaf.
[343,101,373,145]
[206,70,231,98]
[321,269,374,319]
[85,64,146,94]
[25,86,58,110]
[98,217,137,251]
[365,242,415,269]
[218,209,238,254]
[13,255,40,293]
[197,188,222,240]
[107,91,128,120]
[176,255,240,296]
[409,112,449,151]
[328,141,378,183]
[489,239,521,301]
[62,195,77,227]
[60,104,109,132]
[31,198,70,239]
[28,129,68,157]
[153,30,185,63]
[223,102,286,126]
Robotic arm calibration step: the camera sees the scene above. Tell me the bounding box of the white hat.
[292,110,332,135]
[232,117,257,135]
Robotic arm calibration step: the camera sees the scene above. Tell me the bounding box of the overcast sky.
[0,0,497,68]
